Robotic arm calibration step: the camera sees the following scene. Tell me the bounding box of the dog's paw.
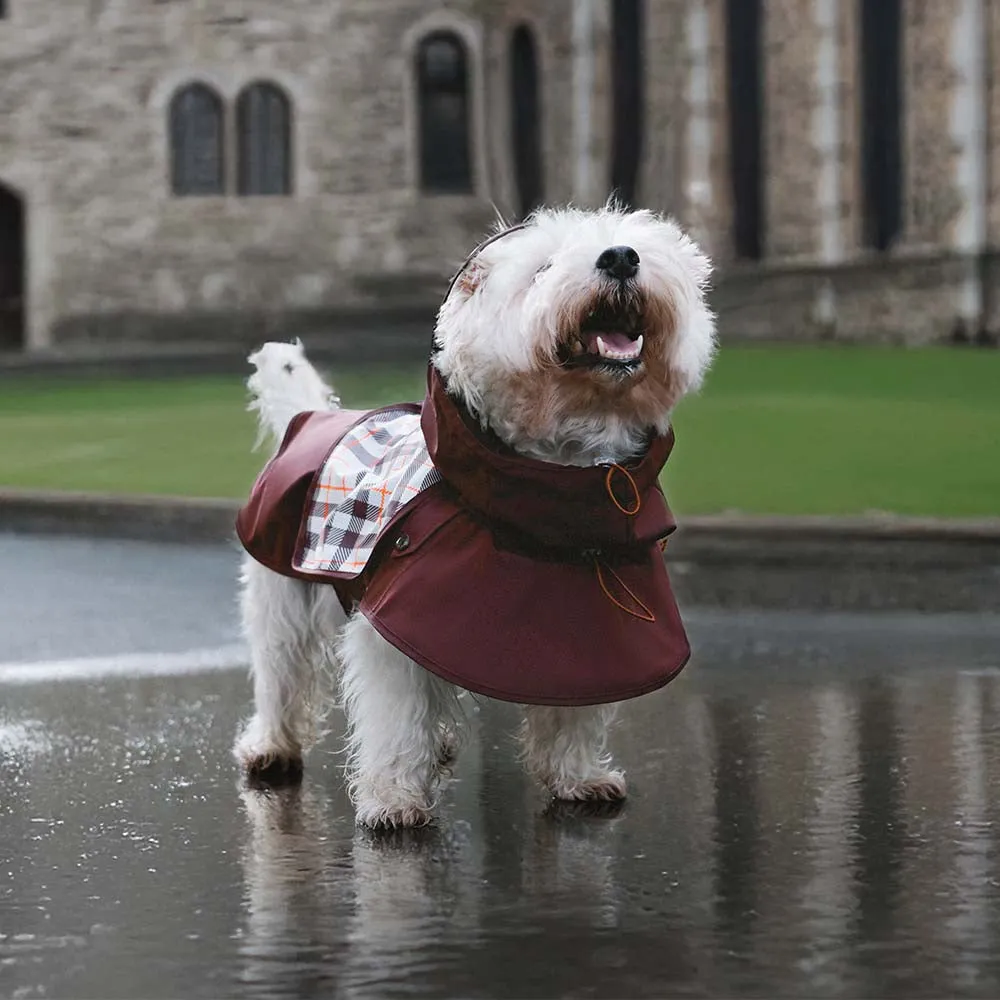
[548,770,628,803]
[355,797,435,830]
[234,719,304,787]
[242,752,304,789]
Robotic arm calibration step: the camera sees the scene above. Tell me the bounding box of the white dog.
[234,203,716,828]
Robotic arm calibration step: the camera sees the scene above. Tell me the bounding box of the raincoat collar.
[419,365,677,557]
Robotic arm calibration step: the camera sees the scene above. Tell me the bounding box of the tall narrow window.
[859,0,902,251]
[0,183,24,350]
[725,0,764,259]
[169,83,225,196]
[0,2,7,20]
[610,0,644,207]
[510,25,543,218]
[417,31,473,193]
[237,82,293,196]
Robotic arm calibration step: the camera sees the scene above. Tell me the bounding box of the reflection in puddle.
[2,647,1000,997]
[238,784,346,997]
[230,665,1000,997]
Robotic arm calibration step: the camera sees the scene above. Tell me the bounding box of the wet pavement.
[2,534,1000,999]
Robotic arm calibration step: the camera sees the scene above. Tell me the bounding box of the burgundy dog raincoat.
[236,365,691,706]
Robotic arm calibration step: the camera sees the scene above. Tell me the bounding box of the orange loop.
[595,561,656,622]
[605,464,641,516]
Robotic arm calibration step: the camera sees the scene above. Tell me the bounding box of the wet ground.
[2,534,1000,999]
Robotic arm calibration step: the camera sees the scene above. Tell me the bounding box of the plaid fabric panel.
[295,407,441,576]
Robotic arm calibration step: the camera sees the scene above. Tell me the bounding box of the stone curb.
[0,329,433,381]
[3,489,998,613]
[0,490,240,545]
[3,487,999,550]
[681,512,1000,542]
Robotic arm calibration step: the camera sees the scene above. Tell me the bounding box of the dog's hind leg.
[519,704,627,802]
[234,558,332,785]
[338,613,464,828]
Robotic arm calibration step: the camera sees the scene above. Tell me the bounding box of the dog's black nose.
[595,245,640,281]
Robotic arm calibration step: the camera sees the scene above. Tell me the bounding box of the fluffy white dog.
[234,203,716,828]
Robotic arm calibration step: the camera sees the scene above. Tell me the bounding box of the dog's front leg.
[338,614,464,828]
[519,704,627,802]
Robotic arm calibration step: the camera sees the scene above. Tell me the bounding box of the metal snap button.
[394,533,410,552]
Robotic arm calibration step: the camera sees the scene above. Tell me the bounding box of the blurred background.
[0,0,997,516]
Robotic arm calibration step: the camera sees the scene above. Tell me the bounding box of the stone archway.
[0,183,25,350]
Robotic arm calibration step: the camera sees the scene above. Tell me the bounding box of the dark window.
[0,183,24,350]
[859,0,902,251]
[169,83,225,196]
[0,2,7,20]
[237,82,293,196]
[509,25,543,218]
[610,0,644,208]
[417,31,473,193]
[725,0,764,259]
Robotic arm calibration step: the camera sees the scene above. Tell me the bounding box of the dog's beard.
[475,292,681,467]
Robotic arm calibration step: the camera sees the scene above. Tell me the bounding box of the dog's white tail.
[246,340,340,448]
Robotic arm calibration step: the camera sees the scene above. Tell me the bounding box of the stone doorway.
[0,183,25,350]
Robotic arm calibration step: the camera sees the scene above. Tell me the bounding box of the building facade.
[0,0,998,351]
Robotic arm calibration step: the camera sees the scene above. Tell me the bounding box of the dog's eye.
[535,260,553,277]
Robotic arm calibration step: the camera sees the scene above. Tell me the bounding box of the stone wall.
[763,0,823,259]
[1,0,998,349]
[689,0,998,343]
[903,0,964,250]
[0,0,568,349]
[675,0,733,263]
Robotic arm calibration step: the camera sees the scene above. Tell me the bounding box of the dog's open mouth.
[558,298,645,375]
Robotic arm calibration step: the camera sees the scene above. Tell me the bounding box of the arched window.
[859,0,902,251]
[416,31,473,193]
[237,82,293,196]
[169,83,225,196]
[509,25,544,218]
[610,0,644,208]
[725,0,764,259]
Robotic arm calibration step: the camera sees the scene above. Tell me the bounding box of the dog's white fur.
[234,204,716,828]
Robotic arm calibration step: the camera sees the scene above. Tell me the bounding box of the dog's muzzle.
[558,292,647,376]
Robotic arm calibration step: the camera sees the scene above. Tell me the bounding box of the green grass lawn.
[1,346,997,517]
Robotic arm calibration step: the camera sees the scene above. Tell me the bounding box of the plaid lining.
[295,407,441,576]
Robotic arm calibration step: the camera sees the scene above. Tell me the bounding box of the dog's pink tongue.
[585,331,635,354]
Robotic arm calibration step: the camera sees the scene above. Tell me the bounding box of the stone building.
[0,0,998,352]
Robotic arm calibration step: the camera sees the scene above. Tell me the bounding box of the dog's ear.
[455,260,489,297]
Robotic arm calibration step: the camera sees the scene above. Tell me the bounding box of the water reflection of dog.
[338,823,484,994]
[237,784,350,997]
[528,801,626,931]
[238,783,633,994]
[237,784,485,995]
[343,810,627,992]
